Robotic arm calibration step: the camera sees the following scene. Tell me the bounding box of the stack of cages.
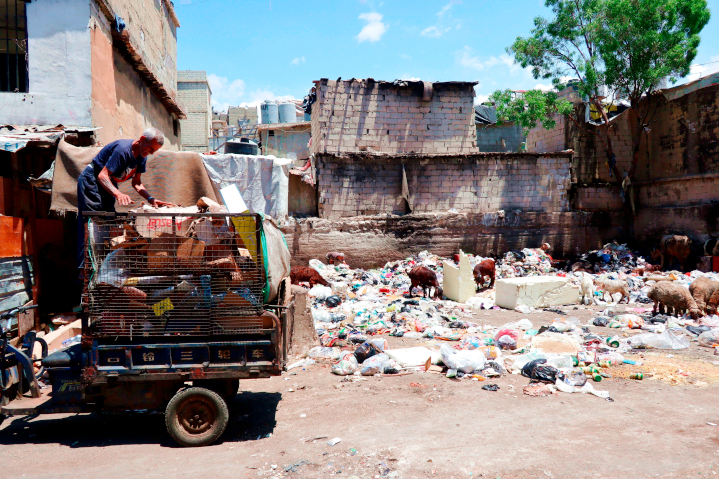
[82,212,267,338]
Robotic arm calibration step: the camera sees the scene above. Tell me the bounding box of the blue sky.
[175,0,719,112]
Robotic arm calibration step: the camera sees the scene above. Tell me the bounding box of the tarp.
[475,105,497,125]
[50,139,221,215]
[201,153,291,220]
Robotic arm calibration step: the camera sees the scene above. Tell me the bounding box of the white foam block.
[495,276,580,309]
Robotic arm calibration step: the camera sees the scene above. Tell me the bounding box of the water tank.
[278,102,296,123]
[260,101,279,124]
[303,112,311,122]
[225,137,259,155]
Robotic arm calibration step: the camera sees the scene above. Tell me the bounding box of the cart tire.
[0,414,5,428]
[165,387,228,447]
[225,380,240,402]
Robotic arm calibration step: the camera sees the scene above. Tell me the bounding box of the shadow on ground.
[0,391,282,448]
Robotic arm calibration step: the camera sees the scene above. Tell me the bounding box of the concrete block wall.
[637,174,719,208]
[316,152,572,219]
[311,79,477,155]
[476,122,525,152]
[177,71,210,151]
[228,106,258,131]
[526,114,567,153]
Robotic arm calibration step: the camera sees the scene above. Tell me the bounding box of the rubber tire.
[0,414,5,428]
[165,387,229,447]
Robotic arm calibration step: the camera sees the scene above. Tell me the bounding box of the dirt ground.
[2,305,719,479]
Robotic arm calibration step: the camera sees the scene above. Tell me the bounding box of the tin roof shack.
[310,79,478,155]
[257,122,316,217]
[0,0,185,149]
[177,71,212,152]
[475,105,526,153]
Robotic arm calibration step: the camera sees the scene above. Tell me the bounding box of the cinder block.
[495,276,581,309]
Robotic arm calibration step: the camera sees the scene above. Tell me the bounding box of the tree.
[491,0,710,187]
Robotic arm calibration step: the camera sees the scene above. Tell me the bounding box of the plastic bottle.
[597,351,624,366]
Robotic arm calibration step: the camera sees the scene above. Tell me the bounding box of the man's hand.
[116,193,134,206]
[150,199,176,207]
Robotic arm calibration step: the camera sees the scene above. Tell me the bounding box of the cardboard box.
[146,233,205,270]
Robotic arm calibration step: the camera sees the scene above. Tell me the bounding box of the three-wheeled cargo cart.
[0,212,288,446]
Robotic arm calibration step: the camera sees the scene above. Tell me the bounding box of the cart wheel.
[225,380,240,402]
[165,387,228,447]
[0,414,5,428]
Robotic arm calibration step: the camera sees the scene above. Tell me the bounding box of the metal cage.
[83,212,267,337]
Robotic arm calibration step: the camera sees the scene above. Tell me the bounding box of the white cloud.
[437,3,453,17]
[208,74,246,112]
[682,55,719,83]
[290,56,305,66]
[475,93,490,104]
[207,74,297,112]
[421,26,450,38]
[356,12,387,43]
[400,75,421,81]
[456,47,524,75]
[534,83,553,92]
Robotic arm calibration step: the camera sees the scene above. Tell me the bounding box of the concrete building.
[311,79,478,155]
[0,0,185,149]
[178,70,211,152]
[227,106,259,136]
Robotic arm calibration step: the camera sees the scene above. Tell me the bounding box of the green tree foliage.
[491,0,710,183]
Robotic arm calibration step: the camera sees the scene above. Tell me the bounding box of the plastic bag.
[332,353,358,375]
[307,346,341,359]
[616,314,645,329]
[593,316,610,327]
[386,347,438,367]
[440,344,486,373]
[554,378,610,399]
[521,359,558,383]
[557,369,587,387]
[494,328,520,342]
[628,330,690,349]
[701,315,719,328]
[460,336,482,350]
[325,295,342,308]
[497,335,517,350]
[308,285,333,299]
[360,353,400,375]
[354,341,381,363]
[697,329,719,347]
[368,338,388,351]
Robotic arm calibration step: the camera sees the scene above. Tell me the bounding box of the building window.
[173,118,178,137]
[0,0,28,93]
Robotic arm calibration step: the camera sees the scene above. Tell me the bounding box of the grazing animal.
[689,277,719,314]
[473,259,496,289]
[407,266,442,299]
[704,237,719,256]
[326,252,345,265]
[632,264,662,275]
[594,277,630,304]
[652,235,692,272]
[648,281,702,318]
[452,254,460,263]
[580,272,595,305]
[707,289,719,315]
[290,266,330,287]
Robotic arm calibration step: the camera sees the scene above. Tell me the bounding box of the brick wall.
[316,152,572,219]
[476,122,525,152]
[107,0,179,97]
[311,79,477,156]
[177,71,210,151]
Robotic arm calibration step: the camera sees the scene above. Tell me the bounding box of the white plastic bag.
[386,347,438,368]
[440,344,486,373]
[616,314,645,329]
[331,353,358,375]
[628,330,690,349]
[360,353,400,375]
[308,285,333,299]
[697,329,719,348]
[307,346,341,359]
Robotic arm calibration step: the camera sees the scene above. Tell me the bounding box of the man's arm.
[132,173,174,207]
[98,167,133,206]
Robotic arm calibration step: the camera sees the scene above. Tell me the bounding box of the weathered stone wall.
[316,152,573,219]
[280,211,627,269]
[311,79,477,156]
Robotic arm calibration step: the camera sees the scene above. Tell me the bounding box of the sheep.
[594,277,630,304]
[326,252,346,265]
[580,272,596,305]
[632,264,662,275]
[290,266,330,288]
[651,235,692,272]
[407,266,442,299]
[689,277,719,314]
[473,259,496,289]
[647,281,702,319]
